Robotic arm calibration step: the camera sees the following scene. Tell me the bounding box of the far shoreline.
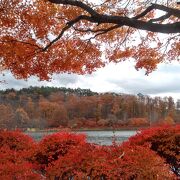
[25,126,149,133]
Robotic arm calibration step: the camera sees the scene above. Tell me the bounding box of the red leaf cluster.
[46,143,175,179]
[31,132,86,171]
[124,125,180,176]
[0,126,178,179]
[0,130,41,179]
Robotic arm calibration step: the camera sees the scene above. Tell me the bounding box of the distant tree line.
[0,87,179,129]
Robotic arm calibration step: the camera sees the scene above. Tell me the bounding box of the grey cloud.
[53,73,79,85]
[0,72,80,90]
[103,62,180,95]
[108,77,180,95]
[1,62,180,99]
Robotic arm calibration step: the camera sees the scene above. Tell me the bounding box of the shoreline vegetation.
[0,125,179,179]
[25,126,148,133]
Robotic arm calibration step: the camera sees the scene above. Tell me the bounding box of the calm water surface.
[26,130,137,145]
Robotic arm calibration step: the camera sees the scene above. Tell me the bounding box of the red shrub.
[0,130,35,151]
[116,145,176,179]
[125,125,180,176]
[0,130,41,179]
[32,132,86,171]
[46,143,175,179]
[0,128,178,179]
[0,147,42,180]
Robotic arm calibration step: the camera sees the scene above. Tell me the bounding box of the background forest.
[0,86,179,129]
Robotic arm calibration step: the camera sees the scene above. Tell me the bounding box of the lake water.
[26,130,137,145]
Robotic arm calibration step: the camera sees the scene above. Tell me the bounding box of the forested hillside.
[0,86,179,129]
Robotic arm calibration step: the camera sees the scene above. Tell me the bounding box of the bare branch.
[149,13,171,23]
[89,24,121,40]
[134,3,180,20]
[151,3,180,18]
[133,5,154,20]
[119,27,131,48]
[73,24,121,34]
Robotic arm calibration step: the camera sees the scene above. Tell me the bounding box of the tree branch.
[133,5,154,20]
[89,24,121,40]
[134,3,180,20]
[73,24,121,34]
[149,13,171,23]
[151,3,180,18]
[47,1,180,34]
[42,15,93,51]
[95,15,180,33]
[47,0,99,17]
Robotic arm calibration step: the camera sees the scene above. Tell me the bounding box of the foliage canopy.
[0,0,180,80]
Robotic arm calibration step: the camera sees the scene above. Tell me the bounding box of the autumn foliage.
[0,0,180,80]
[0,125,179,179]
[32,132,86,171]
[0,130,34,152]
[45,143,175,179]
[0,130,41,179]
[0,87,179,129]
[125,125,180,176]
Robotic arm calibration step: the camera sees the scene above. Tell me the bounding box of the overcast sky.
[0,60,180,101]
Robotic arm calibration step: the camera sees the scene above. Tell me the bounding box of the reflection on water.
[26,130,137,145]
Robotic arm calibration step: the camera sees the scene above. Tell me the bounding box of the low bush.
[32,132,86,172]
[0,129,35,151]
[0,126,178,179]
[125,125,180,176]
[46,143,175,179]
[0,130,41,179]
[0,147,41,180]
